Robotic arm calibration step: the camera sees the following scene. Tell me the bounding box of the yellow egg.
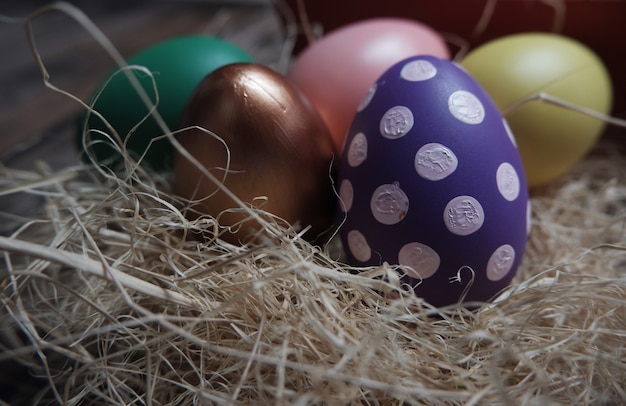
[461,33,613,187]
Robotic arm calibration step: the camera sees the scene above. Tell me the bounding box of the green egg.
[78,35,253,172]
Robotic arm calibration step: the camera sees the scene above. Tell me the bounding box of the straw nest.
[1,2,626,405]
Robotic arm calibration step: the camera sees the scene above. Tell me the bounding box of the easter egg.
[79,35,253,171]
[461,33,613,187]
[338,56,530,308]
[288,18,450,153]
[174,63,336,244]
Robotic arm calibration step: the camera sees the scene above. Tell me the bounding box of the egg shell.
[287,18,449,154]
[174,63,336,244]
[80,35,253,171]
[461,33,613,187]
[338,56,530,308]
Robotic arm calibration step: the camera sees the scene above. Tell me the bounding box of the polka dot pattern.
[448,90,485,125]
[398,242,440,279]
[496,162,521,201]
[358,83,377,112]
[380,106,414,139]
[415,143,458,181]
[339,179,353,213]
[347,132,368,167]
[370,183,409,225]
[346,230,371,262]
[337,55,530,307]
[400,59,438,82]
[444,195,484,236]
[486,244,516,281]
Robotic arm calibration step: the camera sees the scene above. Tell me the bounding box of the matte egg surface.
[81,35,253,171]
[338,56,530,307]
[461,33,613,187]
[288,18,449,153]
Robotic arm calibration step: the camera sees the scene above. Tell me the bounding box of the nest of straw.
[2,2,626,405]
[3,134,626,405]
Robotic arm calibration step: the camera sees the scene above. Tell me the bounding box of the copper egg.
[174,63,337,243]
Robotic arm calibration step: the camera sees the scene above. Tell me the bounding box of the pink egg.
[288,18,450,153]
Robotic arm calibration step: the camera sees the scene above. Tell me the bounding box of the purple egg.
[337,55,530,307]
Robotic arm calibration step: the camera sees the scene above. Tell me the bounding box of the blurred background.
[0,0,282,170]
[3,0,625,172]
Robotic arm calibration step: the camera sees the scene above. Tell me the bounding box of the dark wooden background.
[0,0,283,171]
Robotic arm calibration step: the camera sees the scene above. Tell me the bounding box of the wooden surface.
[0,0,283,170]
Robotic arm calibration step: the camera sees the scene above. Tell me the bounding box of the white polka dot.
[398,242,440,279]
[347,132,368,167]
[527,200,532,237]
[339,179,354,213]
[444,195,485,236]
[486,244,516,281]
[502,118,517,147]
[380,106,414,139]
[370,183,409,225]
[400,59,437,81]
[496,162,521,201]
[358,83,377,112]
[415,143,458,181]
[347,230,371,262]
[448,90,485,125]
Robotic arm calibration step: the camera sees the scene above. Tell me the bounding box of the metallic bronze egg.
[174,63,337,243]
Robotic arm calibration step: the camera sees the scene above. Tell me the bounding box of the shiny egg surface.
[174,63,336,244]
